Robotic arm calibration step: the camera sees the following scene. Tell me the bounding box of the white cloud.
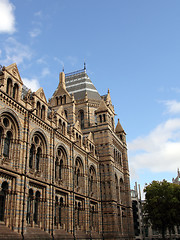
[171,87,180,93]
[54,57,64,68]
[0,0,16,34]
[34,11,42,17]
[37,57,47,65]
[162,100,180,115]
[67,56,78,66]
[29,28,41,38]
[128,118,180,173]
[41,67,50,77]
[1,37,32,65]
[22,78,40,92]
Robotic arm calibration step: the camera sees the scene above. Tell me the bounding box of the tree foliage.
[144,180,180,239]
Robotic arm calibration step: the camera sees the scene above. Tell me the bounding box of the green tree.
[144,180,180,239]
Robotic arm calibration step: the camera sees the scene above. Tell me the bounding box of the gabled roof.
[35,87,47,104]
[6,63,23,84]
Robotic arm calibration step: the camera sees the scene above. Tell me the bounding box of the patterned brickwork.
[0,64,134,240]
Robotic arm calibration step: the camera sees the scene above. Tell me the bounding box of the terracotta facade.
[0,63,134,240]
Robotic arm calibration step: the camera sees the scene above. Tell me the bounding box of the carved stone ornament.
[12,67,18,76]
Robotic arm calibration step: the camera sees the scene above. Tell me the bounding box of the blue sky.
[1,0,180,197]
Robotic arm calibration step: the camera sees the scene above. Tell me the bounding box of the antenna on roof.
[84,60,86,72]
[62,64,64,72]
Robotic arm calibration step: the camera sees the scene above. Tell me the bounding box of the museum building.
[0,63,134,240]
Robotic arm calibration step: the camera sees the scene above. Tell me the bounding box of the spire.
[115,118,125,133]
[106,88,111,105]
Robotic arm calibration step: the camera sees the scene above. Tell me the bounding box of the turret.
[59,71,66,89]
[115,118,126,143]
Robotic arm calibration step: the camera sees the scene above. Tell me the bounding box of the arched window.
[12,83,19,100]
[27,189,33,224]
[29,133,46,173]
[41,105,45,120]
[55,158,58,180]
[60,96,62,105]
[0,114,18,160]
[34,191,40,224]
[55,147,67,181]
[29,144,35,169]
[64,110,68,119]
[120,178,124,204]
[90,176,93,192]
[76,133,78,141]
[59,160,63,179]
[99,115,102,123]
[36,102,41,117]
[0,181,8,221]
[115,174,119,201]
[62,122,66,135]
[0,127,3,147]
[36,147,41,171]
[89,166,96,194]
[6,78,12,96]
[77,168,80,187]
[3,131,12,157]
[63,95,66,104]
[79,110,84,129]
[75,157,84,189]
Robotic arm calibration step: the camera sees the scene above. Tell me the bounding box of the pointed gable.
[6,63,23,84]
[95,99,108,113]
[115,119,125,133]
[56,105,66,118]
[35,87,47,103]
[87,132,94,143]
[74,120,82,133]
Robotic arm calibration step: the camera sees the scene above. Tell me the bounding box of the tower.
[0,63,134,240]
